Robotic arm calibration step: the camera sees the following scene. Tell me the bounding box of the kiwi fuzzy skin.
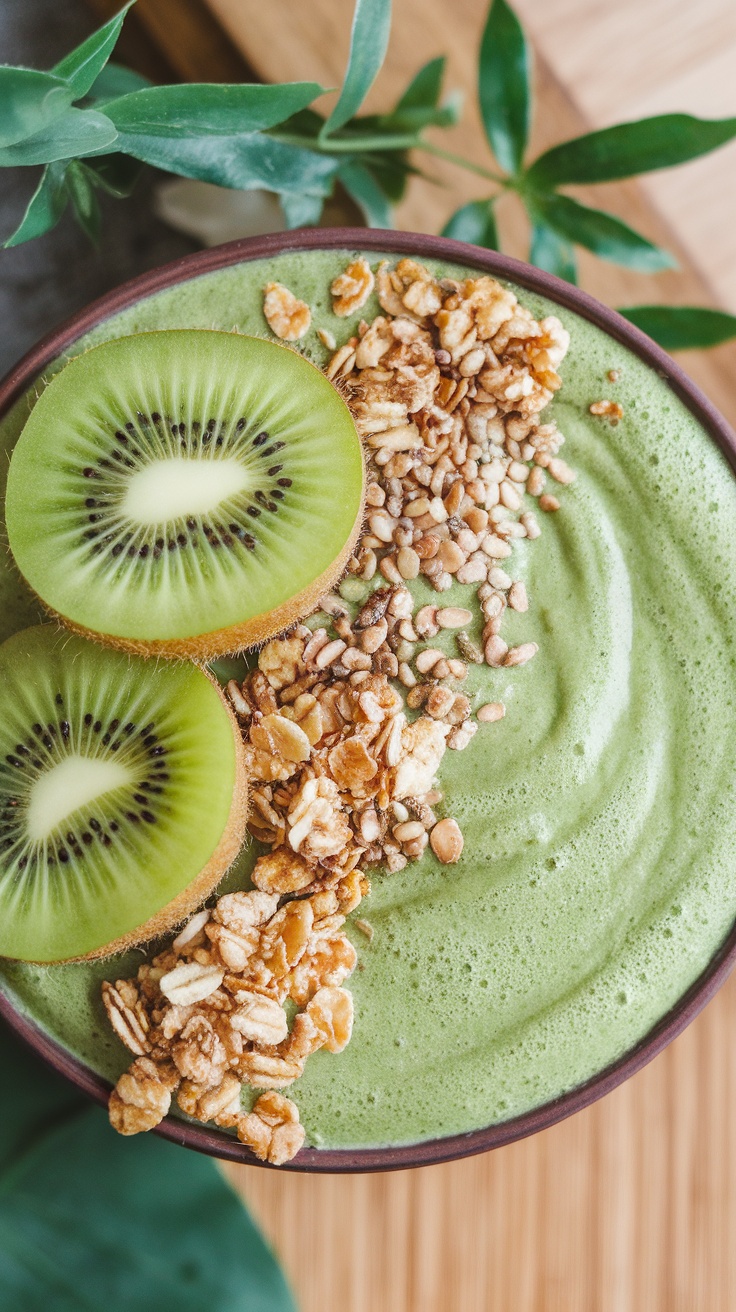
[25,674,250,966]
[39,500,365,661]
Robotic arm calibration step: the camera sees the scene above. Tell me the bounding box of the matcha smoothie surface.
[1,247,735,1151]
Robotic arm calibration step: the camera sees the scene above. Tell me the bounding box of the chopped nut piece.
[477,701,506,723]
[354,918,374,941]
[539,494,560,513]
[252,848,315,895]
[484,635,509,667]
[589,399,623,424]
[504,641,538,667]
[259,636,304,691]
[430,818,464,864]
[508,581,529,612]
[436,607,473,629]
[263,281,311,341]
[317,328,336,351]
[331,258,375,317]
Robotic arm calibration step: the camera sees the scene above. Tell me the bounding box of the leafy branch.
[2,0,736,350]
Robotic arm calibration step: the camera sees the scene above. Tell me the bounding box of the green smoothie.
[1,248,736,1150]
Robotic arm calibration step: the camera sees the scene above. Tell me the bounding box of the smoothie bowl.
[1,229,735,1173]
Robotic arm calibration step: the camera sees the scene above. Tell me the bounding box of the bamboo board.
[87,1,736,1305]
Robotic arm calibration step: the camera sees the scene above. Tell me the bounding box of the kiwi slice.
[5,330,364,659]
[0,626,247,963]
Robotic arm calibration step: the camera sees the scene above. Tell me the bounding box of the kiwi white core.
[26,755,132,843]
[122,456,251,525]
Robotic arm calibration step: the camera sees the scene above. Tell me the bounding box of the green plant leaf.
[0,69,73,149]
[0,1023,84,1171]
[528,191,675,272]
[618,304,736,350]
[85,151,142,197]
[0,1024,296,1311]
[112,127,338,196]
[65,161,102,243]
[52,2,134,100]
[363,150,416,202]
[320,0,392,139]
[0,108,117,166]
[383,55,461,131]
[280,190,325,227]
[2,163,70,247]
[338,158,392,226]
[105,82,325,137]
[529,217,577,283]
[478,0,531,175]
[87,61,151,104]
[395,55,445,112]
[0,1111,297,1311]
[441,197,498,248]
[527,113,736,187]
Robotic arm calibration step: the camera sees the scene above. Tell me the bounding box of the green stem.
[270,130,421,153]
[417,140,507,184]
[270,130,509,187]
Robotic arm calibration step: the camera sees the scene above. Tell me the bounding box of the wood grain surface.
[88,1,736,1305]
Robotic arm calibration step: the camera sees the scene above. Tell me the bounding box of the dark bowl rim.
[1,226,735,1175]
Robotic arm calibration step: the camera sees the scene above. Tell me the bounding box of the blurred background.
[3,1,736,1307]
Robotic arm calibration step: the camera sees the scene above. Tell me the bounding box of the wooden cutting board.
[85,2,736,1306]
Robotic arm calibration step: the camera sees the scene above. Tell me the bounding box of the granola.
[104,258,574,1165]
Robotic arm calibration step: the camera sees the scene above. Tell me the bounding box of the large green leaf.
[3,163,70,248]
[478,0,531,175]
[527,113,736,187]
[111,127,338,196]
[0,108,117,166]
[0,69,73,149]
[321,0,392,138]
[0,1023,84,1171]
[0,1112,297,1312]
[87,62,151,104]
[0,1024,296,1312]
[618,304,736,350]
[528,216,577,283]
[528,191,675,272]
[338,158,392,226]
[52,3,134,100]
[441,197,498,249]
[105,82,324,137]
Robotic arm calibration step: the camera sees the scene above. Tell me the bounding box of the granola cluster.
[103,880,357,1161]
[104,257,575,1165]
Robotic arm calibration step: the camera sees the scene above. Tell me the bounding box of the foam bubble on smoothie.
[1,250,735,1148]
